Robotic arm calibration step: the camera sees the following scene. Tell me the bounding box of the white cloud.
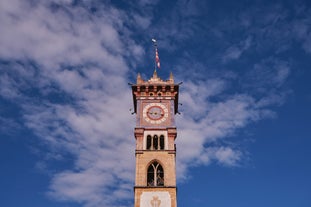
[0,0,130,70]
[132,13,152,29]
[0,0,295,207]
[0,0,138,206]
[222,36,252,62]
[202,146,242,167]
[213,147,242,166]
[175,76,275,179]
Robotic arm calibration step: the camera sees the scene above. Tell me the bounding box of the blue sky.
[0,0,311,207]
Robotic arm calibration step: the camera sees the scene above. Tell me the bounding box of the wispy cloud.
[176,84,269,177]
[243,58,291,94]
[222,36,252,62]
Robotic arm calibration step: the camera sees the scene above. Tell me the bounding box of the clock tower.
[131,70,179,207]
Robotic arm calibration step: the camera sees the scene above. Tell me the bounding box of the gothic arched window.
[147,161,164,186]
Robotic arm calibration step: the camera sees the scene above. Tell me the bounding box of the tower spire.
[153,69,158,78]
[169,71,174,81]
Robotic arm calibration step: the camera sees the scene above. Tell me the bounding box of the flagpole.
[152,38,157,72]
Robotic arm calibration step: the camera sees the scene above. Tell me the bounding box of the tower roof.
[131,72,179,114]
[136,70,174,85]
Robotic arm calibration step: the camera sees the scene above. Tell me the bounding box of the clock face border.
[146,106,164,120]
[142,103,169,124]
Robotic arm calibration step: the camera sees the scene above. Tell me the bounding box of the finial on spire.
[137,73,143,84]
[153,69,158,78]
[169,71,174,83]
[169,72,174,80]
[152,38,157,45]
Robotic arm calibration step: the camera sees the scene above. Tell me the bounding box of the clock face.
[143,103,169,124]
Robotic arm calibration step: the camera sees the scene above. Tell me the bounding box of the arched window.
[146,135,165,150]
[146,135,152,150]
[157,86,162,92]
[160,135,165,150]
[153,135,158,150]
[147,161,164,186]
